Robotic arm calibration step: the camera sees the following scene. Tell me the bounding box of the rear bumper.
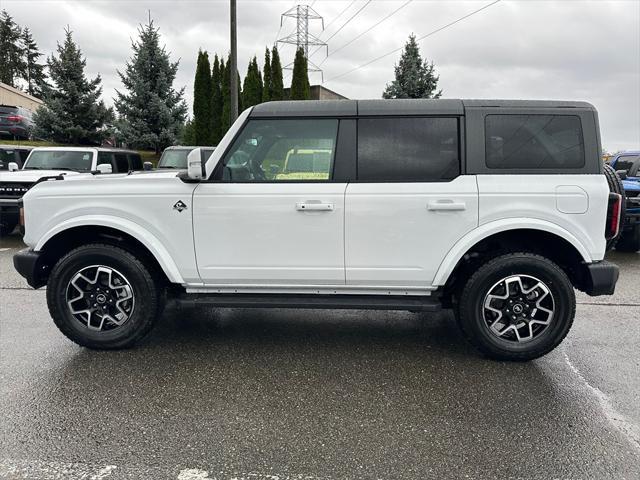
[13,248,48,289]
[583,261,619,296]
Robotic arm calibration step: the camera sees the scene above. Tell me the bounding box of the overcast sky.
[2,0,639,151]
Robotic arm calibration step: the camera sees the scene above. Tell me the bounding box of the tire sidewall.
[461,255,575,357]
[48,246,157,347]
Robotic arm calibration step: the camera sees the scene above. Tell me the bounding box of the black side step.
[174,293,442,312]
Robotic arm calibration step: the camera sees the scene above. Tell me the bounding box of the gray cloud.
[2,0,639,150]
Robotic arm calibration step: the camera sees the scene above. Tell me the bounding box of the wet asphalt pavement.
[1,233,639,479]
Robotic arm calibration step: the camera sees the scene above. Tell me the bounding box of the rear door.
[345,116,478,289]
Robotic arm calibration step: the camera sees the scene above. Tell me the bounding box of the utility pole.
[230,0,238,122]
[277,4,327,81]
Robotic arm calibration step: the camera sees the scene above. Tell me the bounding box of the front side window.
[158,149,190,169]
[221,119,338,182]
[357,117,460,182]
[485,114,585,169]
[24,150,93,172]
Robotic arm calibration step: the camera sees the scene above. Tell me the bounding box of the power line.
[320,0,357,37]
[319,0,413,67]
[323,0,502,85]
[309,0,372,58]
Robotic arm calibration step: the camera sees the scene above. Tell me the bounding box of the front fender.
[431,218,594,287]
[35,215,185,284]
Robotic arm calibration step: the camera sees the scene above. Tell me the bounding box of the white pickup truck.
[13,100,622,360]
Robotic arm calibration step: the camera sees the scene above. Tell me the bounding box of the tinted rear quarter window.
[357,117,459,182]
[485,114,585,169]
[614,155,639,175]
[128,153,143,170]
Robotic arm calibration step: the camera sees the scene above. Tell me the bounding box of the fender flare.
[431,218,593,286]
[35,215,185,284]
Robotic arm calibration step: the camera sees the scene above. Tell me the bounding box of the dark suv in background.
[0,105,34,140]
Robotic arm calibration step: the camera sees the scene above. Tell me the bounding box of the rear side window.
[357,117,459,182]
[485,115,585,169]
[114,153,129,172]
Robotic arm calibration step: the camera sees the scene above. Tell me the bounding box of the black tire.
[616,225,640,252]
[604,163,626,250]
[46,243,161,349]
[0,219,17,237]
[457,252,575,361]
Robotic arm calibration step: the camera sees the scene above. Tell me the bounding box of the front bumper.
[13,248,48,289]
[583,261,619,296]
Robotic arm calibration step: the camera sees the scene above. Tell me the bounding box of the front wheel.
[47,243,161,349]
[456,253,575,361]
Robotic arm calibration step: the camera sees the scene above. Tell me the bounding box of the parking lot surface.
[1,234,639,479]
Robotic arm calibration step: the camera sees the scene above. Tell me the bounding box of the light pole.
[230,0,238,122]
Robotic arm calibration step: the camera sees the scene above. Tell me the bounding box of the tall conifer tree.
[242,56,262,109]
[290,48,310,100]
[193,50,213,145]
[262,47,271,103]
[210,54,223,144]
[270,46,284,101]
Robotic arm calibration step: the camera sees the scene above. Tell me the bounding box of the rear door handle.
[296,202,334,211]
[427,200,467,211]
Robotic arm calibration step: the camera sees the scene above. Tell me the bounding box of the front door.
[193,117,346,286]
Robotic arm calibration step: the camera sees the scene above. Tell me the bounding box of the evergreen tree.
[221,54,242,135]
[21,27,47,98]
[193,50,213,145]
[262,47,271,103]
[32,28,113,145]
[115,20,187,153]
[181,118,196,145]
[290,48,310,100]
[0,10,24,87]
[210,54,223,144]
[270,46,284,101]
[382,34,442,99]
[242,56,263,109]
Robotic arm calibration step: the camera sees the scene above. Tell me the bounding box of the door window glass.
[114,153,129,172]
[357,117,459,182]
[222,119,338,182]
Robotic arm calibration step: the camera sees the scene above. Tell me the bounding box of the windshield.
[24,150,93,172]
[158,149,190,169]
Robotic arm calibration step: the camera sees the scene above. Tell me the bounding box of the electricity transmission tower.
[277,4,327,79]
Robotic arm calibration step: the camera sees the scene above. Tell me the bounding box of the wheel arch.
[35,217,184,285]
[433,219,592,295]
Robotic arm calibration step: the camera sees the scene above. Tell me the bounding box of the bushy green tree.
[115,20,187,153]
[382,34,441,99]
[20,27,47,97]
[0,10,24,87]
[262,47,271,103]
[290,48,310,100]
[242,56,263,109]
[270,46,284,101]
[193,50,213,145]
[210,54,223,144]
[33,28,113,145]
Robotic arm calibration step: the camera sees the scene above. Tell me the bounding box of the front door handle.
[296,202,334,211]
[427,200,466,211]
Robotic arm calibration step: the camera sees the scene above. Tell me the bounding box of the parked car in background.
[0,147,143,236]
[0,145,33,170]
[608,151,640,252]
[157,145,215,170]
[0,105,34,140]
[14,99,622,361]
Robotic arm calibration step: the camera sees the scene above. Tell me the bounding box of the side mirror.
[8,162,19,172]
[616,170,628,180]
[187,148,203,180]
[96,163,113,174]
[143,161,153,171]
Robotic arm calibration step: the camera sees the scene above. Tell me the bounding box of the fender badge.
[173,200,188,212]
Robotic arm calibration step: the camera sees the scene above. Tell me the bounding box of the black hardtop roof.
[250,99,595,117]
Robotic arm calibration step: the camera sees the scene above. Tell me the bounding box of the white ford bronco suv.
[13,100,622,361]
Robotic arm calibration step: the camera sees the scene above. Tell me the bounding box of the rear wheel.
[47,243,161,349]
[457,252,575,361]
[616,225,640,252]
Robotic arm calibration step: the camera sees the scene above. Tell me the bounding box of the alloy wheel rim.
[482,274,555,343]
[65,265,135,332]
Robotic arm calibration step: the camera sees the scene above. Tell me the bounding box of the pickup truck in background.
[608,151,640,252]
